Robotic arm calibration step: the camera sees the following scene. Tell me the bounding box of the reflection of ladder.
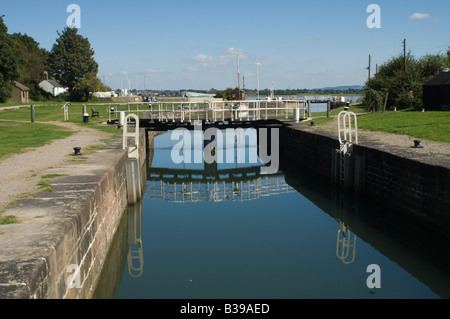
[336,221,356,264]
[128,240,144,278]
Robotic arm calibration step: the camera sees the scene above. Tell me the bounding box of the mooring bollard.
[83,113,89,124]
[412,139,423,148]
[73,147,82,156]
[294,108,300,122]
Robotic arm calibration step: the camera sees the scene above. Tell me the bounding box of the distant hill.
[313,85,363,91]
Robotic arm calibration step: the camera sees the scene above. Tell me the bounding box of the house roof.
[423,72,450,87]
[45,79,65,88]
[14,81,29,91]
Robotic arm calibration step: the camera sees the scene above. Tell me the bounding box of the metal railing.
[107,100,308,123]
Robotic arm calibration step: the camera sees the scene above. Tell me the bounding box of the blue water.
[97,130,450,299]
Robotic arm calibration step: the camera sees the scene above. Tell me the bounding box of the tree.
[0,15,21,102]
[215,88,234,100]
[363,88,383,112]
[70,73,111,102]
[9,33,50,100]
[364,52,446,110]
[48,27,98,94]
[446,47,450,68]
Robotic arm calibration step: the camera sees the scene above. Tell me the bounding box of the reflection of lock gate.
[336,221,356,264]
[145,175,295,203]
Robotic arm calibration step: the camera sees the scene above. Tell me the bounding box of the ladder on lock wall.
[336,111,358,187]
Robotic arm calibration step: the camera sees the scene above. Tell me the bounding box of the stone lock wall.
[281,123,450,235]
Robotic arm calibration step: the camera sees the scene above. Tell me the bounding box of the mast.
[237,54,240,98]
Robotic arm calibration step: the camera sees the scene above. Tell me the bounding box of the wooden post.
[327,101,331,118]
[30,105,35,123]
[382,92,388,114]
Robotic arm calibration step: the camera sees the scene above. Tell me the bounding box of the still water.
[93,129,450,299]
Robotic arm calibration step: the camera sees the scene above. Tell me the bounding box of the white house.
[39,79,68,97]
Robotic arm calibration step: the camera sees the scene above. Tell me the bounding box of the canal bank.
[1,117,449,299]
[281,121,450,235]
[0,128,147,299]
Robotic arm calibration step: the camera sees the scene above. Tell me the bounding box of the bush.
[363,88,383,112]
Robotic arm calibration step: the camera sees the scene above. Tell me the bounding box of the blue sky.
[1,0,449,90]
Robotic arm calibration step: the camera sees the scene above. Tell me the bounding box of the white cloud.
[409,12,431,20]
[191,48,249,67]
[192,53,213,62]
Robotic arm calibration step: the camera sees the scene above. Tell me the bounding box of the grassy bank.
[0,103,123,161]
[0,122,73,161]
[310,105,450,143]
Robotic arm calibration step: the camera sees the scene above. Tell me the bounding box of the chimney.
[44,71,48,81]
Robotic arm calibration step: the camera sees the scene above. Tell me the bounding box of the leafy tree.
[9,33,51,100]
[364,52,446,110]
[0,15,21,102]
[48,27,98,94]
[446,47,450,68]
[215,88,234,100]
[70,73,111,101]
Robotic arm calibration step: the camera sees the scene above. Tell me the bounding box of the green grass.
[0,122,74,160]
[37,174,68,193]
[0,215,17,225]
[356,109,450,143]
[311,105,450,143]
[0,103,123,160]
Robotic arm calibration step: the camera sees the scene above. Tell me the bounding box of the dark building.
[422,71,450,110]
[10,81,29,103]
[231,87,244,101]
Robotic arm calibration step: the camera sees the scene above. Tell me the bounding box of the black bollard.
[412,139,423,148]
[83,113,89,124]
[73,147,82,156]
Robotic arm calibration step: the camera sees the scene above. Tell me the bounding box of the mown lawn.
[356,110,450,143]
[0,122,74,160]
[311,105,450,143]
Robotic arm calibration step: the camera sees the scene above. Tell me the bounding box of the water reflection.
[126,203,144,278]
[93,130,450,299]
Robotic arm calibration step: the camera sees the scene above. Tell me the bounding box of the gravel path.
[0,121,112,212]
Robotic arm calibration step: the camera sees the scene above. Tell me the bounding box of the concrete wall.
[281,123,450,234]
[0,129,148,299]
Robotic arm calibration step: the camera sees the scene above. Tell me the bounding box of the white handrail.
[123,113,140,159]
[337,111,358,146]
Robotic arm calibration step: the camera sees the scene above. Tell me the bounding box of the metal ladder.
[336,111,358,186]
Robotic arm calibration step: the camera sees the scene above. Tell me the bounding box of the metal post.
[308,101,311,118]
